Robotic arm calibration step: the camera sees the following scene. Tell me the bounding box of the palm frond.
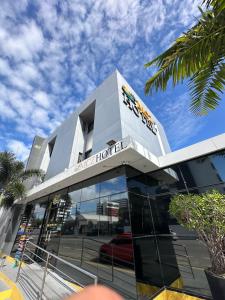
[6,181,26,199]
[0,192,14,208]
[0,151,44,208]
[189,62,225,114]
[21,169,44,181]
[145,4,225,113]
[0,179,26,208]
[202,0,225,13]
[0,151,17,186]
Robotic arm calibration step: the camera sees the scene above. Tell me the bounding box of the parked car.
[99,233,134,265]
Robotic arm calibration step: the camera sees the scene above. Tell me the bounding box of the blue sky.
[0,0,224,161]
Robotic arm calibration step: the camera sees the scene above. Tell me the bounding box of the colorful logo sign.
[122,85,157,135]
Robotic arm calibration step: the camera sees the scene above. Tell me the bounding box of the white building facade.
[4,71,225,300]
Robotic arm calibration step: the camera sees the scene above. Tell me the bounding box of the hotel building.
[4,70,225,299]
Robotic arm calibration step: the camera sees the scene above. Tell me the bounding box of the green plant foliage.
[145,0,225,115]
[0,151,44,208]
[169,190,225,275]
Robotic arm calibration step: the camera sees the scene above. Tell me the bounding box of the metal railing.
[80,237,137,299]
[16,240,97,300]
[173,243,195,279]
[133,234,195,279]
[82,237,135,272]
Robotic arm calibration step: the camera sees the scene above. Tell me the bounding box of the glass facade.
[127,150,225,299]
[12,150,225,299]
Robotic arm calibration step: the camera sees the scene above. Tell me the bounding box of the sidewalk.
[0,256,24,300]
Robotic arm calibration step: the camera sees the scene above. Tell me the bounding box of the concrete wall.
[26,136,46,170]
[0,205,25,255]
[44,112,78,180]
[91,71,123,153]
[27,70,170,181]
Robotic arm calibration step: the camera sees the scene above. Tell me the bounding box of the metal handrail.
[16,240,98,299]
[27,241,98,281]
[82,239,135,267]
[81,237,136,288]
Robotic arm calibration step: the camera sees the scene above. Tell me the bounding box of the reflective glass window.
[178,151,225,189]
[28,198,48,245]
[100,176,126,197]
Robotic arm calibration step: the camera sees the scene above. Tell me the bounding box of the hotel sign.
[122,85,157,135]
[74,138,129,172]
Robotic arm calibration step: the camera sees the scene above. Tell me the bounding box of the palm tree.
[0,151,43,208]
[145,0,225,115]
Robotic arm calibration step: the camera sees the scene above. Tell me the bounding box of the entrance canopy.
[20,133,225,204]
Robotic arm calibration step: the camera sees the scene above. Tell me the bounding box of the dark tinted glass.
[126,150,225,299]
[178,151,225,189]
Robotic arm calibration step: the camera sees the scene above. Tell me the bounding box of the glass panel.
[129,192,163,298]
[39,190,69,255]
[178,151,225,190]
[11,197,49,259]
[152,193,211,297]
[81,185,100,201]
[210,152,225,181]
[29,202,48,245]
[10,204,34,255]
[59,181,136,298]
[29,168,137,298]
[129,193,154,236]
[146,166,186,196]
[100,175,126,197]
[99,192,131,236]
[126,166,147,197]
[133,236,163,291]
[127,151,225,299]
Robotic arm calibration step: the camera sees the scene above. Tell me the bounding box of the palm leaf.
[189,62,225,114]
[21,169,44,181]
[5,181,26,199]
[145,3,225,114]
[0,151,44,208]
[0,192,15,208]
[0,152,17,186]
[203,0,225,13]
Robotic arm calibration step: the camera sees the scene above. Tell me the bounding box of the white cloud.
[0,57,11,76]
[33,91,50,109]
[160,29,176,49]
[0,100,16,119]
[31,108,50,127]
[0,0,203,153]
[7,139,30,161]
[9,75,33,92]
[9,91,34,118]
[19,63,40,82]
[0,21,44,61]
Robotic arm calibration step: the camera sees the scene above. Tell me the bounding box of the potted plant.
[169,190,225,300]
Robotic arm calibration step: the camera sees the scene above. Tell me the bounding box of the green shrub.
[169,190,225,275]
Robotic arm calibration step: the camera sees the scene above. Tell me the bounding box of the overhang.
[22,137,160,203]
[19,133,225,205]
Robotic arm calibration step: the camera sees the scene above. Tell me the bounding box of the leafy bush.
[169,190,225,275]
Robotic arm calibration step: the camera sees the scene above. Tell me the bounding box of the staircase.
[1,241,97,300]
[3,238,138,299]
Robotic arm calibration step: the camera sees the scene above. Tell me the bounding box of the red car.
[99,233,134,264]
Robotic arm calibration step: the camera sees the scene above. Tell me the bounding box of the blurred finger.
[65,285,123,300]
